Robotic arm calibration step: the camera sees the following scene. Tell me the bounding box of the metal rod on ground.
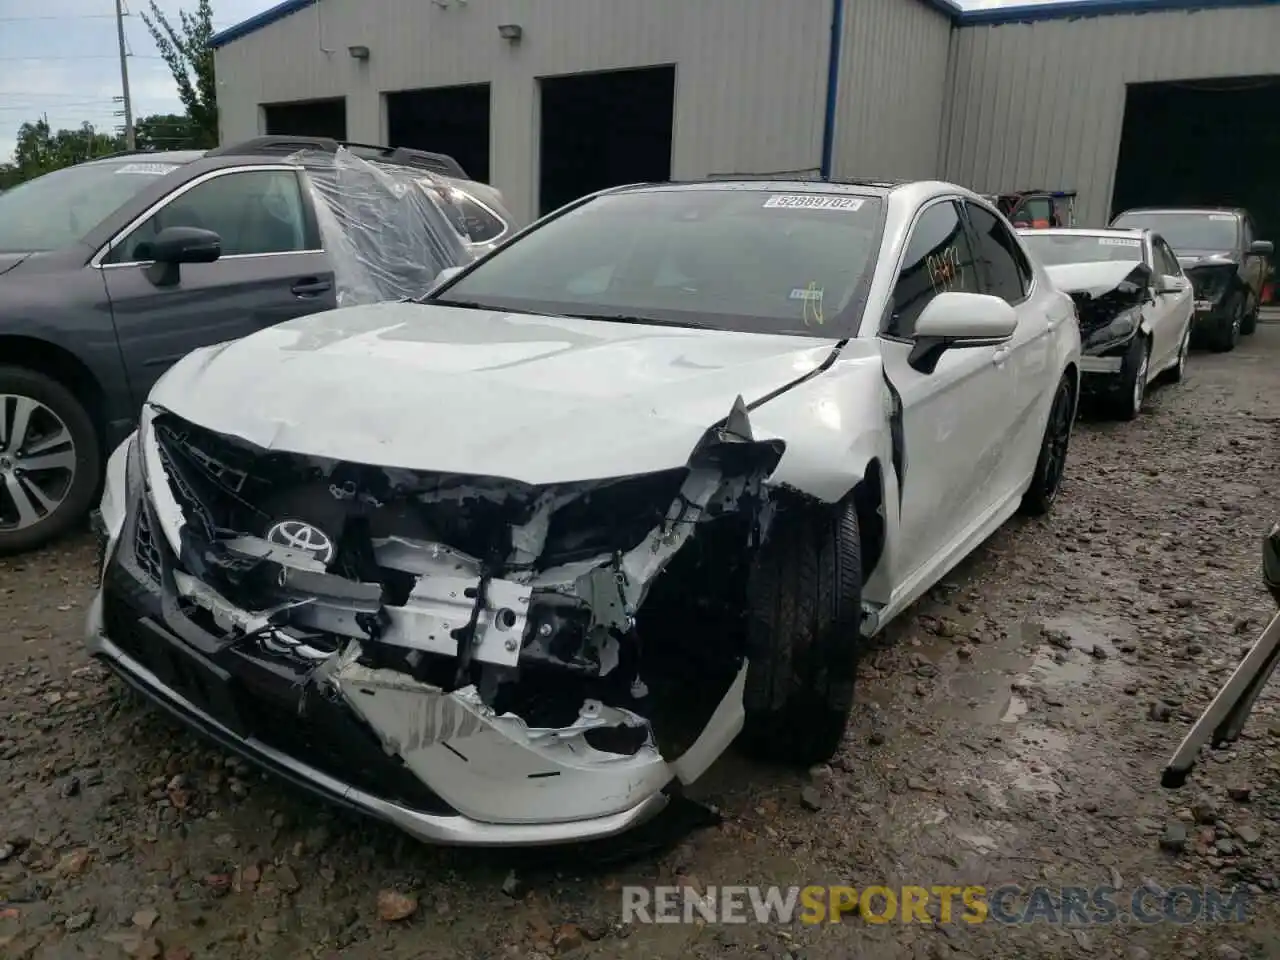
[115,0,135,151]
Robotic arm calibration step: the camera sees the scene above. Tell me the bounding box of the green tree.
[141,0,217,148]
[4,118,123,181]
[134,112,198,151]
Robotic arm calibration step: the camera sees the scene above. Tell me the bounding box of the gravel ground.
[2,323,1278,960]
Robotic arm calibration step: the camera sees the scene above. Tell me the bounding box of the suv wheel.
[0,367,101,555]
[1240,292,1259,336]
[1209,294,1244,352]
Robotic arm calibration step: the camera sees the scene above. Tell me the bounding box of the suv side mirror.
[1249,239,1274,257]
[141,226,221,288]
[909,292,1018,373]
[149,226,221,265]
[1156,275,1188,296]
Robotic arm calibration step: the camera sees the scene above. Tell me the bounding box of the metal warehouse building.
[212,0,1280,236]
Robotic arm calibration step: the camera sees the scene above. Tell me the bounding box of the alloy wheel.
[1132,344,1149,416]
[0,394,78,532]
[1176,326,1190,377]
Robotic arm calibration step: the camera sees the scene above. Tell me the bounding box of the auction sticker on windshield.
[114,163,179,176]
[763,195,865,211]
[1099,238,1142,246]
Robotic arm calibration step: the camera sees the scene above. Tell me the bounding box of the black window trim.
[92,164,324,269]
[961,198,1035,306]
[877,194,971,342]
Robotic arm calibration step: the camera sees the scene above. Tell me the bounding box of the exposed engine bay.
[1060,262,1152,340]
[137,398,785,823]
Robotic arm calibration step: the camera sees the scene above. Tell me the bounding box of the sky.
[0,0,1072,164]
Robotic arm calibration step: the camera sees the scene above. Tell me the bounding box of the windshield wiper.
[562,312,713,330]
[421,297,537,315]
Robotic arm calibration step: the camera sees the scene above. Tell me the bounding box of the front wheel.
[1208,294,1244,352]
[1163,323,1192,385]
[742,500,862,765]
[0,367,102,556]
[1020,372,1076,517]
[1106,335,1149,421]
[1240,292,1258,336]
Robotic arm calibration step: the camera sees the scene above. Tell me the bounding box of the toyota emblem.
[265,519,336,564]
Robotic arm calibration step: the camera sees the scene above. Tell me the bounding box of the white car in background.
[88,179,1080,846]
[1020,227,1195,420]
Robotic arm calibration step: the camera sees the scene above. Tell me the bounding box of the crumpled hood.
[1045,260,1150,299]
[148,302,842,484]
[1179,250,1238,270]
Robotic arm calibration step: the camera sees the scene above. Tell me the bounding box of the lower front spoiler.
[86,597,670,847]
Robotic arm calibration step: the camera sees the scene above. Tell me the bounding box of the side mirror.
[1249,239,1274,257]
[1156,275,1187,296]
[909,292,1018,374]
[148,226,221,265]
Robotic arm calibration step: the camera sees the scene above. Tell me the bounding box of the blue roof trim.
[955,0,1280,27]
[209,0,1279,49]
[211,0,317,48]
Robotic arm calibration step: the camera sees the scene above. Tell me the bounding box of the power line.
[0,14,126,21]
[0,55,162,61]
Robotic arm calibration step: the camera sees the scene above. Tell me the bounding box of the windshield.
[1110,212,1238,253]
[0,158,184,253]
[1021,233,1146,267]
[431,188,885,336]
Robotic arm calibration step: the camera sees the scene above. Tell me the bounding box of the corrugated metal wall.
[941,5,1280,227]
[215,0,837,225]
[833,0,952,181]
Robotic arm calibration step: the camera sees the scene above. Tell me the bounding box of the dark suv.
[1109,206,1272,352]
[0,136,493,554]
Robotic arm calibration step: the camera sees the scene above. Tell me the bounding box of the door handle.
[992,346,1011,366]
[291,277,333,297]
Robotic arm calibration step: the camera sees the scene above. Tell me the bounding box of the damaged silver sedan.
[87,180,1081,844]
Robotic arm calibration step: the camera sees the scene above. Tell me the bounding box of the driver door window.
[1154,239,1182,277]
[105,169,312,264]
[886,201,979,339]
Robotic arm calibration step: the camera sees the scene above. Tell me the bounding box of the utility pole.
[115,0,135,150]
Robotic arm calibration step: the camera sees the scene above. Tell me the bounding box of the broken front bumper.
[85,425,754,846]
[85,493,679,846]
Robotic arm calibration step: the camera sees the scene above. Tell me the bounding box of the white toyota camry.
[87,179,1081,846]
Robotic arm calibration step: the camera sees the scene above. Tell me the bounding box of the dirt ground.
[2,322,1279,960]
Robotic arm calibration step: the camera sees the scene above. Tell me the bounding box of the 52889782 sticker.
[763,195,865,211]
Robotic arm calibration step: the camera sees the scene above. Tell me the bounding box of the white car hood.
[1045,260,1147,298]
[149,302,842,485]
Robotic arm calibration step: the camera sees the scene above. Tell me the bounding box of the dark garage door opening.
[386,84,491,183]
[262,98,347,140]
[1112,76,1280,243]
[538,65,675,216]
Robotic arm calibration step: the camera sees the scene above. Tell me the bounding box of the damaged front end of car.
[89,397,786,843]
[1046,260,1151,385]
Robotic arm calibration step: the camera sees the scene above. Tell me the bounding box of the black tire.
[1240,293,1258,336]
[1163,322,1191,385]
[1020,372,1076,517]
[742,500,862,765]
[1208,294,1244,353]
[0,367,101,556]
[1105,335,1150,422]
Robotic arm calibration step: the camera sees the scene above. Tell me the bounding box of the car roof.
[603,178,988,208]
[78,150,209,168]
[1019,227,1147,238]
[1115,206,1245,218]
